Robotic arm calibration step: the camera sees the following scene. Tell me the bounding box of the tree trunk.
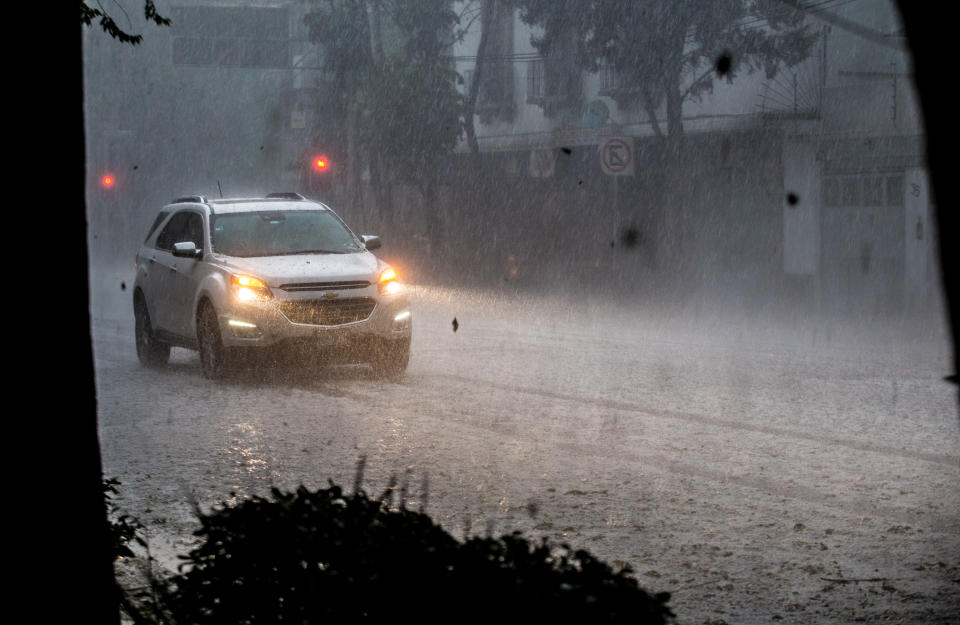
[664,80,684,265]
[76,25,120,624]
[661,38,687,283]
[423,180,443,262]
[366,0,393,230]
[370,0,383,59]
[464,0,495,165]
[345,74,362,219]
[369,148,393,230]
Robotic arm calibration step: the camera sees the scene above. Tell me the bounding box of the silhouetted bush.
[163,481,674,624]
[104,477,145,560]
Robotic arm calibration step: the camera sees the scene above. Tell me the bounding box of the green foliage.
[164,481,674,624]
[303,0,464,198]
[302,1,373,87]
[515,0,817,135]
[80,0,170,45]
[365,55,463,192]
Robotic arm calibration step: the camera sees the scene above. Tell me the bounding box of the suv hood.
[216,252,381,287]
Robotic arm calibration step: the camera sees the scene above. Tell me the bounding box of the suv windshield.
[211,210,360,257]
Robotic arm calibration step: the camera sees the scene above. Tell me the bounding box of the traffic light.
[305,154,332,195]
[312,155,330,172]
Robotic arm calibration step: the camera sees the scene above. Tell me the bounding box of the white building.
[451,0,934,316]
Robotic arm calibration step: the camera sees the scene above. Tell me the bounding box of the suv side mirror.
[172,241,202,258]
[361,235,382,251]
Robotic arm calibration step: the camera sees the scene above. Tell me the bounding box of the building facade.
[452,0,935,315]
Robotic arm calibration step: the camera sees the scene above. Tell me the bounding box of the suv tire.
[134,295,170,367]
[370,337,410,379]
[197,302,230,379]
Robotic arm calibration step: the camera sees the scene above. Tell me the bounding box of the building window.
[598,62,626,95]
[863,176,883,206]
[886,174,904,206]
[823,177,840,207]
[841,177,861,207]
[170,6,290,69]
[172,38,214,65]
[599,64,617,92]
[824,173,906,208]
[527,60,544,102]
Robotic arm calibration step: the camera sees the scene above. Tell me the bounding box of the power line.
[772,0,906,50]
[449,0,868,64]
[682,0,860,45]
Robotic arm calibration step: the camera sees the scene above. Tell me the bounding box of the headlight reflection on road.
[228,422,270,475]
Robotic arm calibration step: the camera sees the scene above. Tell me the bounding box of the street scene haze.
[84,1,959,623]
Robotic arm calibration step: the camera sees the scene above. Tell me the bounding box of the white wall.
[783,138,820,276]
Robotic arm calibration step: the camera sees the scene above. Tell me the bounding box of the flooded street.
[93,266,959,624]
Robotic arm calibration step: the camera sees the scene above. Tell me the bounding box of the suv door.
[153,210,206,336]
[137,210,169,326]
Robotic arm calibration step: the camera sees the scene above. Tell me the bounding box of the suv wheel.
[370,337,410,379]
[134,296,170,367]
[197,302,230,379]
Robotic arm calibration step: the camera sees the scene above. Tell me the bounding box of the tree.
[895,2,960,404]
[368,1,464,241]
[513,0,815,271]
[515,0,815,161]
[303,0,465,244]
[302,0,372,211]
[80,0,170,45]
[79,6,171,624]
[463,1,494,160]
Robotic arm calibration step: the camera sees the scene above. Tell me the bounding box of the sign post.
[599,137,633,271]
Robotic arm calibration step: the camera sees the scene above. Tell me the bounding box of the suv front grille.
[278,297,376,326]
[278,280,370,292]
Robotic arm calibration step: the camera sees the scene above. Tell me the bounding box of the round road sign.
[601,137,633,175]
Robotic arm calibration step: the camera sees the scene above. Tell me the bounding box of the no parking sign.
[600,136,634,176]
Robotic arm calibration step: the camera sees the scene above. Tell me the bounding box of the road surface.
[92,265,960,624]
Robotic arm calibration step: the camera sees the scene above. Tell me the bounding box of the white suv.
[133,193,411,379]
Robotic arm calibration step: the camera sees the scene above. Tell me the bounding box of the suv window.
[144,211,169,243]
[156,211,204,251]
[211,210,359,257]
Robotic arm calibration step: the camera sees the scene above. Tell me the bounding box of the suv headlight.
[378,267,402,295]
[231,274,273,302]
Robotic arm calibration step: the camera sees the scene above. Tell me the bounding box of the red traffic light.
[101,174,116,188]
[312,156,330,172]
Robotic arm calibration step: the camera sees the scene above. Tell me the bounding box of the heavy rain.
[81,1,958,623]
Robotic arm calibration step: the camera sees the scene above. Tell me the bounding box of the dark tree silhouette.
[80,0,170,45]
[77,5,171,623]
[895,2,960,404]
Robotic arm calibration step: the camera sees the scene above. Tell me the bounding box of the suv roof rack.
[266,192,306,200]
[172,195,207,204]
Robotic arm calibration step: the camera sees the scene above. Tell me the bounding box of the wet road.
[93,266,960,624]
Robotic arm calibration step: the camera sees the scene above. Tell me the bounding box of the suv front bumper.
[216,289,411,350]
